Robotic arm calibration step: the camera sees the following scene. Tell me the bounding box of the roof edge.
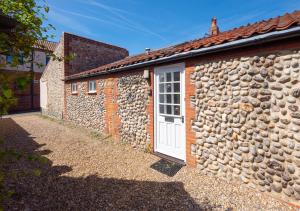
[34,40,59,52]
[63,32,128,54]
[65,26,300,81]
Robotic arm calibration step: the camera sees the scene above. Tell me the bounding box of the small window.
[158,71,181,116]
[71,83,78,94]
[6,54,24,65]
[88,80,96,93]
[6,55,13,64]
[46,55,50,65]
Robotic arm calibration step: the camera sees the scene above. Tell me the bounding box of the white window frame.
[88,80,97,93]
[71,83,78,94]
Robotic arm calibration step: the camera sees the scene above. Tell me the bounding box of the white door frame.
[154,62,186,162]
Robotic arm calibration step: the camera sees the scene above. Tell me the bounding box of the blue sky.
[42,0,300,55]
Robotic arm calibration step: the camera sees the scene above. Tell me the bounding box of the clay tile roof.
[69,10,300,79]
[34,40,58,52]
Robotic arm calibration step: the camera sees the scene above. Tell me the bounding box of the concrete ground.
[0,115,295,210]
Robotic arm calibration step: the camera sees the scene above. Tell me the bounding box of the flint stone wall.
[41,41,64,119]
[190,50,300,202]
[65,72,151,149]
[66,80,106,132]
[117,73,150,149]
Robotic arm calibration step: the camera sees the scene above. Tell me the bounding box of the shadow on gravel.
[0,118,219,210]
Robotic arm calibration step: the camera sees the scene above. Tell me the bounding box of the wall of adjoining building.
[0,48,51,113]
[0,70,42,113]
[41,32,129,119]
[64,33,129,76]
[0,49,48,72]
[40,40,65,119]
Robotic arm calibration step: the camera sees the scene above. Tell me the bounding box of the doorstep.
[153,152,186,166]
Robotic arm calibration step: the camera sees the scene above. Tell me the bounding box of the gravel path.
[0,115,295,210]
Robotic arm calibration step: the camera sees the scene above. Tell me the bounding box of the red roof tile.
[68,10,300,79]
[34,40,58,52]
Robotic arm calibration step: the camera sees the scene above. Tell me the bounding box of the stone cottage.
[42,11,300,205]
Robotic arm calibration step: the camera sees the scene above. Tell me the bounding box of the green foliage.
[0,74,16,115]
[0,0,56,116]
[8,171,17,180]
[0,172,4,183]
[0,0,55,61]
[32,169,41,177]
[27,153,48,164]
[0,147,22,207]
[0,1,56,206]
[6,190,15,198]
[0,138,46,208]
[16,76,31,90]
[144,142,153,153]
[0,73,31,116]
[37,156,48,165]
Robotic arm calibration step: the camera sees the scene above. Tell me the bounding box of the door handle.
[181,116,184,123]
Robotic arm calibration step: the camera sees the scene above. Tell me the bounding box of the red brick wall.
[103,76,120,139]
[185,61,197,166]
[147,68,155,152]
[0,71,42,113]
[63,33,128,76]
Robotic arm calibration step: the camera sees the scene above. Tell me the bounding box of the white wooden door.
[154,63,186,161]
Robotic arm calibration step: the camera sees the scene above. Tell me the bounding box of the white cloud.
[54,7,146,32]
[47,8,93,36]
[80,0,168,41]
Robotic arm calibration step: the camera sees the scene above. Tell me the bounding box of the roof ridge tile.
[67,10,300,79]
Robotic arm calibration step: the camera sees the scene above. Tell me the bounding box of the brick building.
[42,11,300,205]
[0,12,57,113]
[40,32,129,119]
[0,40,57,112]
